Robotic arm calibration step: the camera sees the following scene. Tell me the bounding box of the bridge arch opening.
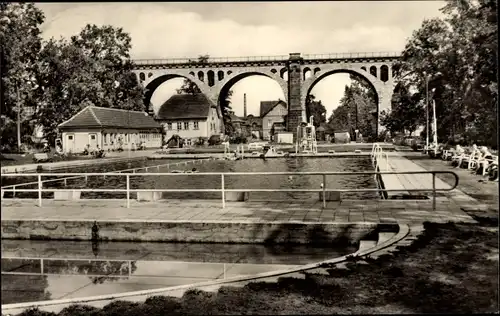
[306,70,379,141]
[303,67,312,80]
[207,70,215,87]
[144,74,204,116]
[369,66,377,78]
[380,65,390,82]
[217,72,286,137]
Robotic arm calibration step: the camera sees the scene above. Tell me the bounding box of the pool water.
[1,239,356,305]
[3,157,378,200]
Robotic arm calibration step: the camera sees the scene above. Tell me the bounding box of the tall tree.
[35,24,145,143]
[0,3,45,150]
[392,0,497,147]
[327,79,378,140]
[305,94,327,127]
[380,83,425,136]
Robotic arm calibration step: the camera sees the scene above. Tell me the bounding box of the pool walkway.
[379,152,453,198]
[0,198,479,225]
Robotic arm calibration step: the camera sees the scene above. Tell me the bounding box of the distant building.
[156,93,223,143]
[245,114,263,139]
[260,100,287,140]
[58,106,162,153]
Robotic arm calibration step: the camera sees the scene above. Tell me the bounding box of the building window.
[103,133,107,144]
[194,121,199,130]
[184,122,189,130]
[68,135,73,140]
[167,123,172,130]
[90,134,96,140]
[177,122,182,130]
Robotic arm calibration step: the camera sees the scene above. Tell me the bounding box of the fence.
[1,170,459,211]
[371,143,389,171]
[0,158,214,197]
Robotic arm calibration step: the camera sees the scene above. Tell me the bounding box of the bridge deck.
[381,153,452,198]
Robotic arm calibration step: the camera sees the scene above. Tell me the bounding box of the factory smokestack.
[243,93,247,118]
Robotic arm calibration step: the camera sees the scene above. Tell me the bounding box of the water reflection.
[1,239,356,305]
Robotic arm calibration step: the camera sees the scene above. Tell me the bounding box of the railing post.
[432,172,436,212]
[126,174,130,209]
[12,185,16,198]
[64,178,67,187]
[41,258,44,275]
[221,174,225,209]
[322,174,326,209]
[85,174,88,184]
[38,175,42,207]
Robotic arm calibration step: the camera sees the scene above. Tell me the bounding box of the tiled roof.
[229,113,245,123]
[58,106,161,129]
[157,93,214,120]
[260,100,287,117]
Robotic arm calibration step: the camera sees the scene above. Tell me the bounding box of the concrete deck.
[379,152,454,198]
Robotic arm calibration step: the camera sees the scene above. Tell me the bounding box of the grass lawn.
[17,218,498,315]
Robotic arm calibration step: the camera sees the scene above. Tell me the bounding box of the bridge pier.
[287,53,306,140]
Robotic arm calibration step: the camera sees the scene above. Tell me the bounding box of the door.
[66,134,75,153]
[89,133,98,149]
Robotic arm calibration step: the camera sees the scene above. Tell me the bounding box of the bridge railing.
[132,52,401,66]
[133,55,290,66]
[1,170,458,211]
[303,52,400,60]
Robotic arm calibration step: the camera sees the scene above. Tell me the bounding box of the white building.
[155,93,223,143]
[58,106,162,153]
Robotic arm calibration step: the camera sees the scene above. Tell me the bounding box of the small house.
[260,100,288,140]
[58,106,162,153]
[156,94,223,144]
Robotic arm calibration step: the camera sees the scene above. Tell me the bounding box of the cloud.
[37,2,445,117]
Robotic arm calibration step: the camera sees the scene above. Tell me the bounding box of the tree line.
[1,3,145,150]
[382,0,497,148]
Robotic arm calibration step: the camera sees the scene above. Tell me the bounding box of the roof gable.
[157,94,213,120]
[260,100,287,117]
[58,106,161,129]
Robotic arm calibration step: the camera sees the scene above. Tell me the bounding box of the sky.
[36,1,445,117]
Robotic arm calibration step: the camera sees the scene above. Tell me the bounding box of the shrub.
[58,304,100,316]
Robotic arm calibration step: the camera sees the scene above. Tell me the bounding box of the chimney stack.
[243,93,247,118]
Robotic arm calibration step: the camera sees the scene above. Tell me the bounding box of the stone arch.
[380,65,389,82]
[198,71,205,82]
[217,70,224,81]
[143,74,209,115]
[303,67,312,80]
[148,72,153,78]
[361,66,367,71]
[215,70,288,116]
[280,68,288,81]
[314,67,321,75]
[139,72,145,81]
[303,68,381,135]
[369,66,377,78]
[207,70,215,87]
[189,71,195,76]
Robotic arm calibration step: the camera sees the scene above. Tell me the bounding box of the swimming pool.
[1,239,356,305]
[3,157,378,200]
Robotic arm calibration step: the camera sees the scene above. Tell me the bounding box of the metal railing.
[0,158,214,195]
[132,52,401,66]
[371,143,389,171]
[1,170,459,211]
[302,52,400,60]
